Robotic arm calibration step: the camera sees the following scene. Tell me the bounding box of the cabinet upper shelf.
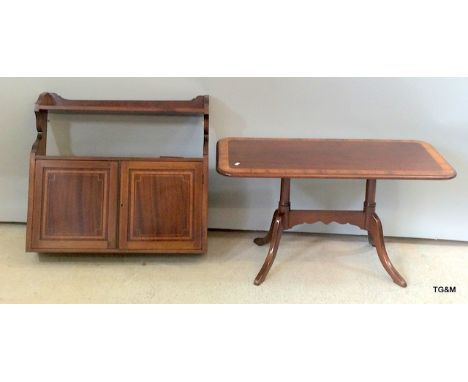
[35,92,209,115]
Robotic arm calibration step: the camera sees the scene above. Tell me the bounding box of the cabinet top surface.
[216,138,456,179]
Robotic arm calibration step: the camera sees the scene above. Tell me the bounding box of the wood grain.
[119,161,204,252]
[217,137,456,286]
[26,93,209,254]
[217,138,456,179]
[30,160,118,250]
[252,178,408,287]
[35,92,208,115]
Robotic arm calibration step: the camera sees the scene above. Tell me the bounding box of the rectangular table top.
[216,138,456,179]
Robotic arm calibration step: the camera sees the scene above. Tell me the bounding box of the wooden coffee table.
[216,138,456,287]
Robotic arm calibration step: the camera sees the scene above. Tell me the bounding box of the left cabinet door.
[30,160,118,251]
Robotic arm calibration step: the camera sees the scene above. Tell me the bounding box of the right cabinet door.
[119,160,204,252]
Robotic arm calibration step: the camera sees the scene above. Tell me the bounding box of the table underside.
[251,178,408,287]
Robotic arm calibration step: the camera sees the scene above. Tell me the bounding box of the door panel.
[31,160,118,250]
[119,161,203,251]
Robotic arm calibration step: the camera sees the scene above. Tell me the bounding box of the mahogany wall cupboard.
[26,93,209,253]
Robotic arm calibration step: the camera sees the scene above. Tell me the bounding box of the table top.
[216,138,456,179]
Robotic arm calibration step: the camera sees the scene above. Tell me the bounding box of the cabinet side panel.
[25,156,36,251]
[201,156,208,252]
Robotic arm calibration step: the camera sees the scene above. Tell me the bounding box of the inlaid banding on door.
[127,169,194,241]
[40,168,110,240]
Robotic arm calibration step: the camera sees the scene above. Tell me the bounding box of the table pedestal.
[253,178,407,287]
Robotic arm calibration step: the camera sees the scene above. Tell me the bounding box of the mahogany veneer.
[217,137,456,287]
[217,138,455,179]
[26,93,209,254]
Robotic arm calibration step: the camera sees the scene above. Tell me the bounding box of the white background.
[1,77,466,241]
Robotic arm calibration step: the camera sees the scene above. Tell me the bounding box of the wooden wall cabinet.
[26,93,209,253]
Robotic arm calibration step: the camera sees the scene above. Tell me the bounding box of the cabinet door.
[30,160,118,251]
[119,161,203,252]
